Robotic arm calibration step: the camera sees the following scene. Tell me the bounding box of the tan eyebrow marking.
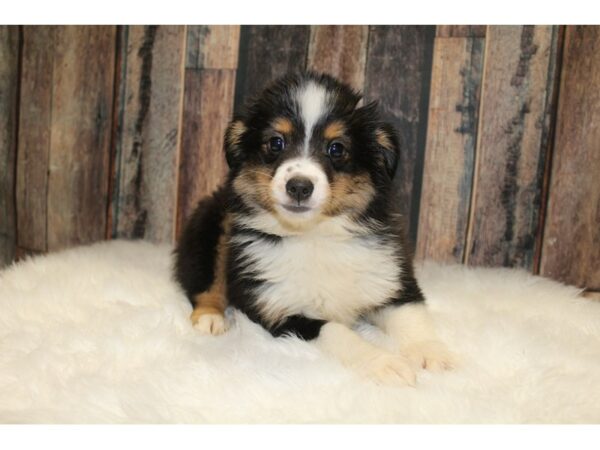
[272,117,294,135]
[324,120,346,140]
[375,129,394,150]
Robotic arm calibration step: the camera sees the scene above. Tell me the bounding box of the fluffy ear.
[224,119,247,169]
[374,123,399,179]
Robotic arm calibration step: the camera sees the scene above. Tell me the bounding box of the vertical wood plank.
[16,26,55,253]
[176,26,240,235]
[307,25,369,90]
[363,26,436,245]
[0,26,19,266]
[436,26,486,38]
[416,35,484,263]
[465,26,561,269]
[234,25,310,113]
[540,26,600,289]
[111,26,186,242]
[46,26,116,251]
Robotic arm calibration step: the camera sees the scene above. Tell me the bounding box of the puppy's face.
[226,73,399,231]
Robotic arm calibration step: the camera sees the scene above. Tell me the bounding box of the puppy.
[174,72,453,386]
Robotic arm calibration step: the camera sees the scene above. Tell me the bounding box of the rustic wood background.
[1,25,599,292]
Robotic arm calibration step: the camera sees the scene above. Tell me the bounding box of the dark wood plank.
[307,25,368,90]
[416,36,484,263]
[465,26,561,269]
[0,26,19,267]
[46,26,116,251]
[111,26,186,243]
[233,25,310,113]
[363,25,436,245]
[16,26,55,253]
[436,26,486,38]
[177,69,236,235]
[540,26,600,289]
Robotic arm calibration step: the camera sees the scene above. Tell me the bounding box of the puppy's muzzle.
[286,177,314,204]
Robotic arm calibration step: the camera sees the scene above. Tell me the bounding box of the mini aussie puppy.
[174,72,453,386]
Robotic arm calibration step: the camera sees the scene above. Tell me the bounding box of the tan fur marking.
[322,173,375,217]
[226,120,246,147]
[190,215,231,326]
[232,166,276,212]
[272,117,293,135]
[375,129,393,150]
[324,120,346,140]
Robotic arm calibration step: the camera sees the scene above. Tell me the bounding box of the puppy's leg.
[190,222,229,336]
[371,302,455,371]
[268,315,415,386]
[191,291,226,335]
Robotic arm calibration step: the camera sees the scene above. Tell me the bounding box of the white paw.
[358,351,416,387]
[193,313,226,336]
[402,340,456,372]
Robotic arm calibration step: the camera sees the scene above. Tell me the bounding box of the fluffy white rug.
[1,240,599,423]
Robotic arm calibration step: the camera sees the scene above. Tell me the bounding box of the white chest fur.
[232,224,402,326]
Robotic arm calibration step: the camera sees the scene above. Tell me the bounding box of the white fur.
[232,222,401,326]
[270,157,330,219]
[296,81,328,156]
[1,240,600,423]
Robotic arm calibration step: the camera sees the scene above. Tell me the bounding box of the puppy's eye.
[269,136,285,153]
[327,142,346,159]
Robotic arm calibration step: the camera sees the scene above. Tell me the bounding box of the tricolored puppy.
[174,72,453,386]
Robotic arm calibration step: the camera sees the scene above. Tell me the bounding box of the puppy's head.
[226,72,399,231]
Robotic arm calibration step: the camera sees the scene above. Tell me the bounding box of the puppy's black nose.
[286,177,314,203]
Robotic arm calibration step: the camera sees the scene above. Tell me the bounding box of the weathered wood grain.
[16,26,55,253]
[45,26,116,251]
[436,26,486,38]
[177,69,236,234]
[0,26,19,266]
[176,26,240,235]
[465,26,561,269]
[540,26,600,289]
[363,26,436,245]
[186,25,240,70]
[307,25,368,90]
[416,36,484,263]
[234,25,310,113]
[111,26,186,243]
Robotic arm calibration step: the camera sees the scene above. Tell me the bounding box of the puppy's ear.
[224,119,247,169]
[374,123,399,179]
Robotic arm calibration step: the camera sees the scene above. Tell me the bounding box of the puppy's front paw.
[359,351,416,387]
[192,312,227,336]
[402,340,455,372]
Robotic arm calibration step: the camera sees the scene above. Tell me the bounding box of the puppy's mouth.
[281,204,313,214]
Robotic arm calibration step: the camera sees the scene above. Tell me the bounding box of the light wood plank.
[0,26,19,266]
[416,36,484,262]
[540,26,600,289]
[111,25,186,243]
[46,26,116,250]
[465,26,561,269]
[307,25,368,90]
[186,25,240,70]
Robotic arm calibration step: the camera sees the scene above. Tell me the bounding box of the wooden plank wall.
[0,26,19,266]
[0,25,598,292]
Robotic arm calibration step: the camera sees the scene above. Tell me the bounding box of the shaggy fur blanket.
[1,240,599,423]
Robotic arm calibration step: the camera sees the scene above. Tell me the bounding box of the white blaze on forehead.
[296,81,329,155]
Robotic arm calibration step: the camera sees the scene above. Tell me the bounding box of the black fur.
[174,72,425,340]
